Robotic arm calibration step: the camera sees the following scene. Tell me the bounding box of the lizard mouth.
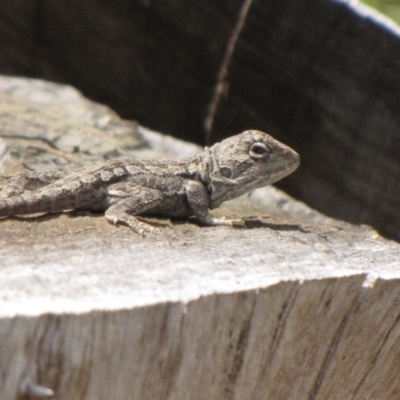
[208,153,300,209]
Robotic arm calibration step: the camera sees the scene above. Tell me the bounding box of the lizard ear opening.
[220,167,232,178]
[249,142,270,160]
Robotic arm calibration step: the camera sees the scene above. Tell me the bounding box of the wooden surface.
[1,77,400,400]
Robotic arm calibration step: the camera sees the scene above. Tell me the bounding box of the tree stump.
[1,77,400,400]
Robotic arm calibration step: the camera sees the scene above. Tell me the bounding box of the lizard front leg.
[105,183,163,235]
[1,171,67,197]
[184,180,245,227]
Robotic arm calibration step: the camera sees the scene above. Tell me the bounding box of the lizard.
[0,130,300,235]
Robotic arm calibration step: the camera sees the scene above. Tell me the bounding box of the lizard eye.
[249,143,270,159]
[220,167,232,178]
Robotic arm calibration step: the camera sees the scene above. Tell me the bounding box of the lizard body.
[0,130,300,234]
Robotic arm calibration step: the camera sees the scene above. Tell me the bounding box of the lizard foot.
[105,212,157,235]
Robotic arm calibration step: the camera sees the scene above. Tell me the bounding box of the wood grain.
[1,76,400,399]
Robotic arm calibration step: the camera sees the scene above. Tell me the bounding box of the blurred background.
[364,0,400,23]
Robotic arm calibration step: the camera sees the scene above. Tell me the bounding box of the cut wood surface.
[1,77,400,400]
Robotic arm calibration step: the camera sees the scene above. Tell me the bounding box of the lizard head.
[207,130,300,208]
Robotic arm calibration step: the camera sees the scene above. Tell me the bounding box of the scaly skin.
[0,130,300,234]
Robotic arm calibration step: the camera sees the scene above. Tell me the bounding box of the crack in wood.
[308,284,367,400]
[0,134,83,167]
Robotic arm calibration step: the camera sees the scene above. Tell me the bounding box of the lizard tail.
[0,182,108,217]
[0,187,81,217]
[0,193,52,217]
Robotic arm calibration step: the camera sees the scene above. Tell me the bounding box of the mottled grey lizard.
[0,130,300,234]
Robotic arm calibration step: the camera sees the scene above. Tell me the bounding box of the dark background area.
[0,0,399,242]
